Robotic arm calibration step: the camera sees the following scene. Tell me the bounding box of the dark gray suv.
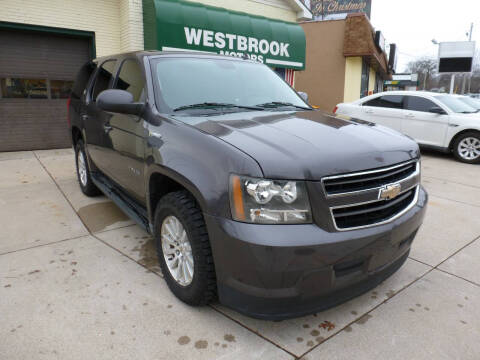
[69,51,428,320]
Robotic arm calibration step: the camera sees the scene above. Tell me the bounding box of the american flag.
[285,69,295,87]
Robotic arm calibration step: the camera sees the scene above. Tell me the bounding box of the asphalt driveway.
[1,149,479,359]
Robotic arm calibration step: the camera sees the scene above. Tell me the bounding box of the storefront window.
[375,73,383,93]
[274,68,286,80]
[50,80,74,99]
[360,59,369,98]
[0,78,48,99]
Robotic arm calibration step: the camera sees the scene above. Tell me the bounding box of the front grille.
[332,188,416,230]
[322,160,420,231]
[323,161,417,195]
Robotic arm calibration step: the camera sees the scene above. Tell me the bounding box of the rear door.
[107,58,147,202]
[360,95,405,132]
[84,59,118,176]
[402,95,449,146]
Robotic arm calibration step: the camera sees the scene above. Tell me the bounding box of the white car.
[335,91,480,164]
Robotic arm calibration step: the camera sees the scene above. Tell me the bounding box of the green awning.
[143,0,306,70]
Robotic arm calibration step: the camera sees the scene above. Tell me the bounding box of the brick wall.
[187,0,298,22]
[0,0,124,57]
[120,0,144,52]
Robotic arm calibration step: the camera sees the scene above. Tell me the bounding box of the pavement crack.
[0,234,87,257]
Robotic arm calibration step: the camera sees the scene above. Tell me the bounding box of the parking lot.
[1,148,479,360]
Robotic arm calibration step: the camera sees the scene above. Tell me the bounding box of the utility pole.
[462,22,474,94]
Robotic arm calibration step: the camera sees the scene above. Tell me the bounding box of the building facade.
[0,0,311,151]
[295,13,391,112]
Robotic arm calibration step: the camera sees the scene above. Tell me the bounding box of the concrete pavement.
[1,149,479,359]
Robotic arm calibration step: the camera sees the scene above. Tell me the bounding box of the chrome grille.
[322,160,420,231]
[323,161,417,196]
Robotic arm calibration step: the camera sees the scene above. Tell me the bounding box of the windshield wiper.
[256,101,311,110]
[173,102,262,112]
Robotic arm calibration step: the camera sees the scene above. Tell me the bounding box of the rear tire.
[75,140,101,196]
[154,191,217,306]
[452,132,480,164]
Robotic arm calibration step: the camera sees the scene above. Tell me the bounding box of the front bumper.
[205,186,428,320]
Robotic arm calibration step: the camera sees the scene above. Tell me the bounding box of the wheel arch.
[448,128,480,150]
[146,166,208,225]
[71,126,83,147]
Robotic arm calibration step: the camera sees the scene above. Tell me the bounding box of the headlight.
[230,175,311,224]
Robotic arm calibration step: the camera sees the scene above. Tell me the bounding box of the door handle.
[405,113,415,118]
[365,109,374,114]
[103,124,113,133]
[81,114,89,121]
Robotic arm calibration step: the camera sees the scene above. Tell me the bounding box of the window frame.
[113,57,146,103]
[87,58,117,103]
[404,95,440,113]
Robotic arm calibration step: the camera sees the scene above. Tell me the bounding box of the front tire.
[154,191,216,306]
[75,140,101,196]
[453,132,480,164]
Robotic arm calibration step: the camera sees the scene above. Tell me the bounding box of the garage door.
[0,29,91,151]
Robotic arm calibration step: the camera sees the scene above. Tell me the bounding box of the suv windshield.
[151,57,310,114]
[435,95,477,113]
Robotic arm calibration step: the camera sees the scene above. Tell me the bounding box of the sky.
[369,0,480,72]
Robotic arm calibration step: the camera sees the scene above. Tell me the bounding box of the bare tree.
[406,57,438,90]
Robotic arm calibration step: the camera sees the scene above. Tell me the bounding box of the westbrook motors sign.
[179,27,293,66]
[144,0,306,70]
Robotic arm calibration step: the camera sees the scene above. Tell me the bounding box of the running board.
[91,172,151,233]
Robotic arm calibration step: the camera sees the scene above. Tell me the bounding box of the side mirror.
[428,106,446,115]
[298,91,309,103]
[97,89,144,115]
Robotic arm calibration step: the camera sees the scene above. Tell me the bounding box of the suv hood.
[174,110,419,180]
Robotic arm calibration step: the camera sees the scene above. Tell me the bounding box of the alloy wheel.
[458,137,480,161]
[161,215,194,286]
[77,150,88,186]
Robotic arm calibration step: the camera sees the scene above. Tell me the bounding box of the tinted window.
[71,62,97,100]
[364,95,404,109]
[91,60,117,101]
[405,96,437,112]
[115,59,144,102]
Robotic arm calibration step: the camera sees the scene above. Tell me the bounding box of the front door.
[107,58,147,202]
[402,95,449,146]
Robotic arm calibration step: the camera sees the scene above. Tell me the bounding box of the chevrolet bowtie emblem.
[379,183,401,200]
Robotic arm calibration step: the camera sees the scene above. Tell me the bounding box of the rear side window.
[363,95,404,109]
[114,59,145,102]
[71,62,97,100]
[404,96,437,112]
[91,60,117,102]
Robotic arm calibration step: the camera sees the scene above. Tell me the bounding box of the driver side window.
[114,59,145,102]
[404,96,438,112]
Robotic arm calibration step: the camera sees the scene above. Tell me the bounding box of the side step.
[91,172,151,233]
